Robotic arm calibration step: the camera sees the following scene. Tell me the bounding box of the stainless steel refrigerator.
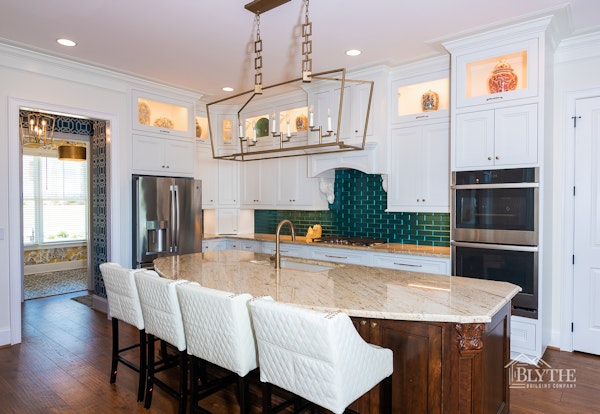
[133,175,202,268]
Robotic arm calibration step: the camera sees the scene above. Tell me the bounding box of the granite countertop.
[154,250,519,324]
[203,233,451,258]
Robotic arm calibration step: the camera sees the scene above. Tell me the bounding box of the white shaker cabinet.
[195,147,218,208]
[132,134,195,177]
[454,103,537,169]
[387,122,449,213]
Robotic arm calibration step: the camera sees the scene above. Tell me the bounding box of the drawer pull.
[415,115,429,119]
[326,254,347,259]
[486,96,503,101]
[394,262,422,267]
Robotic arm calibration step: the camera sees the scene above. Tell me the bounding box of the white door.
[573,96,600,355]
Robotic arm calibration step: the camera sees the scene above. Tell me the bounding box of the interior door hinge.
[572,255,575,265]
[572,115,581,127]
[573,186,576,196]
[571,322,574,332]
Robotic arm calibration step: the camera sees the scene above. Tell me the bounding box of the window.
[22,152,88,245]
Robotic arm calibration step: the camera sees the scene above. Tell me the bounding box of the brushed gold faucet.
[275,219,296,269]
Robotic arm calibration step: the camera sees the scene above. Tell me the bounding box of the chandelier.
[20,110,87,161]
[20,111,56,149]
[206,0,373,161]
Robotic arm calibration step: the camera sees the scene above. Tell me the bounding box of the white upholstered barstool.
[99,262,147,402]
[176,282,258,414]
[135,270,189,414]
[249,297,394,414]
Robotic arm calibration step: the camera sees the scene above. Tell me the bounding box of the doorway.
[572,95,600,355]
[20,109,91,300]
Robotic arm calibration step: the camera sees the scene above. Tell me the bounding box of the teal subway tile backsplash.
[255,169,450,246]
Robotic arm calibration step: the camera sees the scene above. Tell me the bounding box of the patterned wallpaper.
[24,245,87,266]
[255,169,450,246]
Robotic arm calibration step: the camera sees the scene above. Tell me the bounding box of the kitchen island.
[155,250,520,414]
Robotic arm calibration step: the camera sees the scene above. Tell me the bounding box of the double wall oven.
[451,168,539,318]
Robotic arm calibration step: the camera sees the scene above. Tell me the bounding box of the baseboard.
[92,295,108,315]
[24,260,87,275]
[0,327,11,347]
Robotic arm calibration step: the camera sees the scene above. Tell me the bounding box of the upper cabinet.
[443,17,553,171]
[454,38,539,109]
[195,112,210,147]
[390,57,450,126]
[132,90,195,138]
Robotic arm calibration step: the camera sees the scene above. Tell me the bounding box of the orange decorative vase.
[488,60,518,93]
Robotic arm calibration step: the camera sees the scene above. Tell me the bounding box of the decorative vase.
[421,89,439,111]
[488,59,518,93]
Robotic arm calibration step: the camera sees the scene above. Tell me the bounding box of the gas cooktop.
[313,236,387,247]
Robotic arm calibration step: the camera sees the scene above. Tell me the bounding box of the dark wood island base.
[349,302,511,414]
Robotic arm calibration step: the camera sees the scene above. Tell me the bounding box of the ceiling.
[1,1,598,102]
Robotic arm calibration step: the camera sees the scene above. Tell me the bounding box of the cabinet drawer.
[262,242,308,258]
[228,240,258,252]
[310,247,372,266]
[373,254,449,275]
[511,318,537,353]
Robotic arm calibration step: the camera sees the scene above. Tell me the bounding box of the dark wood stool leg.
[144,333,155,409]
[262,382,272,414]
[178,352,188,414]
[137,328,147,402]
[110,318,119,384]
[238,375,249,414]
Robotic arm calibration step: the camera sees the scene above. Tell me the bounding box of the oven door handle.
[452,183,539,190]
[451,241,538,252]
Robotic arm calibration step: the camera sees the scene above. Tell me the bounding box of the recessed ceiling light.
[57,38,76,47]
[345,49,361,57]
[222,87,234,92]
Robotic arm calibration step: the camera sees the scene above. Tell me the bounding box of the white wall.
[549,31,600,349]
[0,44,199,346]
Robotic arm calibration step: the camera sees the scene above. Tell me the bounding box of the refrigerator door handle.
[170,184,180,252]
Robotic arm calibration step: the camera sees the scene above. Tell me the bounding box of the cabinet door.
[240,161,261,207]
[389,123,449,212]
[217,208,238,234]
[277,158,314,207]
[217,161,239,206]
[494,104,537,166]
[164,139,195,175]
[454,110,495,169]
[389,127,423,208]
[351,82,374,142]
[132,135,194,176]
[132,135,164,172]
[421,123,450,211]
[195,149,218,208]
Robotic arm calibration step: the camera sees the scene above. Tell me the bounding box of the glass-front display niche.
[241,106,308,142]
[465,50,528,100]
[137,97,189,133]
[195,116,209,141]
[396,78,449,118]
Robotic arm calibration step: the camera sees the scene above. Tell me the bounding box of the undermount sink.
[250,259,335,272]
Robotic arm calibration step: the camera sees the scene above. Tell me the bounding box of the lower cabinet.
[350,301,511,414]
[310,246,374,266]
[373,253,450,275]
[227,239,259,252]
[201,239,227,252]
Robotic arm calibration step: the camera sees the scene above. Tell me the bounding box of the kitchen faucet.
[275,219,296,269]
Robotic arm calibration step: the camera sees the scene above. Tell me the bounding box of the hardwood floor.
[1,292,598,413]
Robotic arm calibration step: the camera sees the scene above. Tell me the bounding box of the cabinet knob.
[496,156,500,160]
[360,320,367,326]
[370,322,378,329]
[422,199,425,202]
[487,156,492,160]
[416,198,420,202]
